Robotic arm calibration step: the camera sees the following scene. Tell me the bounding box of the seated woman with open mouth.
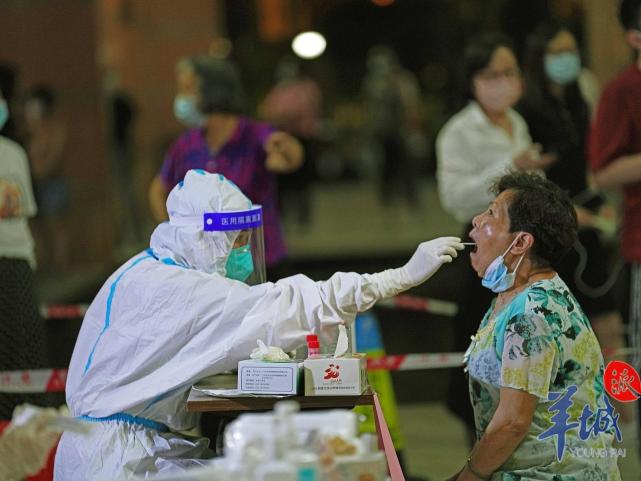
[448,172,621,481]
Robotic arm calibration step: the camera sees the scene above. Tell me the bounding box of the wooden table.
[185,377,401,480]
[186,374,374,413]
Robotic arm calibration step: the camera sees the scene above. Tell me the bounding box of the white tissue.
[250,339,291,362]
[334,325,349,357]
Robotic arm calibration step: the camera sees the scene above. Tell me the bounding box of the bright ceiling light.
[291,31,326,59]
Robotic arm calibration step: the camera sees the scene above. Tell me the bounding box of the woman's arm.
[457,387,538,481]
[593,153,641,189]
[148,175,169,222]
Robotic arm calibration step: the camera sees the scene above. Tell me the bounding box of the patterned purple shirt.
[159,117,286,266]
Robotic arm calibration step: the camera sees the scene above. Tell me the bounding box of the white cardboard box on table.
[237,359,303,395]
[303,354,367,396]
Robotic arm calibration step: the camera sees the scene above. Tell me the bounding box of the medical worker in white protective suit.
[54,169,464,480]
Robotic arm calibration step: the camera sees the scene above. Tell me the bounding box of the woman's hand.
[576,204,618,236]
[575,205,595,229]
[512,144,557,171]
[264,131,304,173]
[0,180,23,219]
[592,204,618,238]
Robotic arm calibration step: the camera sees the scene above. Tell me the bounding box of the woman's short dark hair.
[458,32,516,108]
[492,172,577,268]
[182,56,246,115]
[620,0,641,31]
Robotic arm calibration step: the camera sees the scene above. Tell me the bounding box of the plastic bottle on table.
[306,334,320,358]
[254,402,299,481]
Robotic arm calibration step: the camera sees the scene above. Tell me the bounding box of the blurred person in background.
[0,85,49,421]
[104,69,143,252]
[259,55,322,229]
[589,0,641,455]
[361,45,424,210]
[498,0,600,114]
[436,33,557,446]
[518,21,628,401]
[148,55,303,280]
[23,85,70,271]
[447,172,621,481]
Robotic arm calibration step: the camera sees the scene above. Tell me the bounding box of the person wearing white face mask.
[148,55,304,279]
[444,172,621,481]
[55,169,464,481]
[436,33,558,445]
[437,32,559,225]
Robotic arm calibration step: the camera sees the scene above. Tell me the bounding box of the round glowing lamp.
[291,31,326,59]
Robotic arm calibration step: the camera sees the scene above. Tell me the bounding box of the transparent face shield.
[204,205,266,285]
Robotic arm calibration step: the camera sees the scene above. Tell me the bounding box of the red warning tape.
[2,349,635,393]
[367,352,465,371]
[0,368,67,393]
[366,347,639,372]
[3,358,464,393]
[40,304,89,320]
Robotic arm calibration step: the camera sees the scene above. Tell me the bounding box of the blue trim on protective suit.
[78,413,169,432]
[147,247,187,268]
[82,252,153,375]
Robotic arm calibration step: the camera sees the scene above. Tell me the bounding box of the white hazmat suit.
[54,170,463,480]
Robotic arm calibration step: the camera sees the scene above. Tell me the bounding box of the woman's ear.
[511,232,534,255]
[625,30,641,50]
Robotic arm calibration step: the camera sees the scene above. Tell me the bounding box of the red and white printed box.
[303,354,367,396]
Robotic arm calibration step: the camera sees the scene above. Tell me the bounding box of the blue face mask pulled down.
[225,245,254,282]
[544,52,581,86]
[173,95,204,127]
[0,102,9,131]
[481,236,525,293]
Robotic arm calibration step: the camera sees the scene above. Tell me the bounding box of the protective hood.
[150,169,252,274]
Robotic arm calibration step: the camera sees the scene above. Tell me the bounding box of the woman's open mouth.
[467,231,478,255]
[465,242,478,254]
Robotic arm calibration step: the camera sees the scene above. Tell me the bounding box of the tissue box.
[303,355,367,396]
[237,359,303,395]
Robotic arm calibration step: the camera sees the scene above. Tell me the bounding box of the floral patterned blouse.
[465,275,621,480]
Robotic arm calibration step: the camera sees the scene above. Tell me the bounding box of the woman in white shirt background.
[435,33,556,446]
